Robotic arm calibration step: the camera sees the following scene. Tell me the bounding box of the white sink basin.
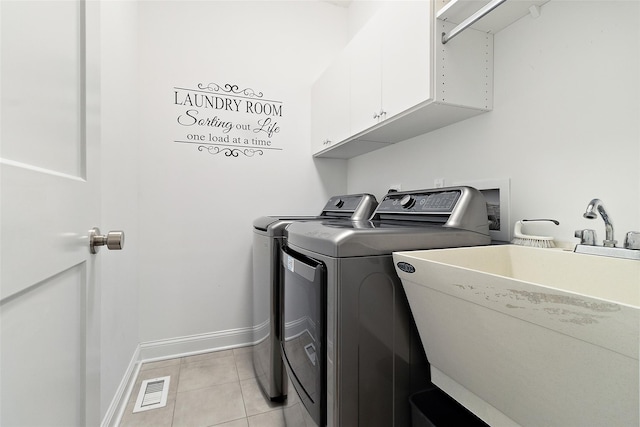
[393,245,639,427]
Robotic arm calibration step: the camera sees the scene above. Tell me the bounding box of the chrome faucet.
[583,198,616,247]
[575,199,640,260]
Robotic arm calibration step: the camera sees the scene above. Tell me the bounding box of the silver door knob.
[89,227,125,254]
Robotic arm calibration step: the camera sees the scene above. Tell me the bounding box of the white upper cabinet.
[347,2,433,140]
[349,14,383,140]
[380,2,432,127]
[311,49,350,155]
[312,0,496,159]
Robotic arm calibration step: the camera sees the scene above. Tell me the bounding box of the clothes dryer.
[251,193,377,401]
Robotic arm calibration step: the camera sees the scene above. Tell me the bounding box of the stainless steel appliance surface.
[251,194,377,401]
[281,186,491,427]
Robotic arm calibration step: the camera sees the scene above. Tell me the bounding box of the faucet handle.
[575,229,597,245]
[624,231,640,250]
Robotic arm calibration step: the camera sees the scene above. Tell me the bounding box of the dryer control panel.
[321,193,378,221]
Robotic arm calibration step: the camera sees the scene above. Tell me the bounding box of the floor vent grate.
[304,343,316,366]
[133,376,170,413]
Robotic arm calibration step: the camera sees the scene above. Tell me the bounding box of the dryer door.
[281,246,326,426]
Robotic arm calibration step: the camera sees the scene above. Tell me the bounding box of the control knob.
[333,198,344,208]
[400,195,416,209]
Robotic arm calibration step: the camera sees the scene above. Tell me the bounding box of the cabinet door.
[349,15,382,137]
[311,49,350,155]
[381,1,432,120]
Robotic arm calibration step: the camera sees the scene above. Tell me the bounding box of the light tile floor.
[119,346,314,427]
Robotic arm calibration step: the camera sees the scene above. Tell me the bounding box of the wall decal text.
[173,82,284,157]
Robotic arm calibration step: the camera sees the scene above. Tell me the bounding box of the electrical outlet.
[434,178,445,188]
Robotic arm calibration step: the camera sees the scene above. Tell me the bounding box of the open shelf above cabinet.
[436,0,550,34]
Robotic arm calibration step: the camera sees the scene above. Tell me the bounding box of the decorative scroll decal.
[172,82,283,158]
[197,145,264,157]
[197,83,264,99]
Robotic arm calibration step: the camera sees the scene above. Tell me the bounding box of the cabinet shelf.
[314,101,487,159]
[436,0,549,34]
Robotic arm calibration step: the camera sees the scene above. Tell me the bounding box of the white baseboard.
[101,324,262,427]
[101,345,141,427]
[139,324,258,362]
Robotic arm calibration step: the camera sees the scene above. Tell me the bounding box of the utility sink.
[393,245,639,427]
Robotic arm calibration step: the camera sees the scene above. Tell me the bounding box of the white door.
[1,1,103,425]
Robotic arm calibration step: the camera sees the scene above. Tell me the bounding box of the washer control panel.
[377,189,461,214]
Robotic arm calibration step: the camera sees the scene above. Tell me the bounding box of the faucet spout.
[583,198,616,247]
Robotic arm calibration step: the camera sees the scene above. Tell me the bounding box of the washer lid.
[286,219,491,257]
[286,186,492,257]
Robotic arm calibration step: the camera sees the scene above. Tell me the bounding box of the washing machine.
[251,193,378,401]
[281,186,491,427]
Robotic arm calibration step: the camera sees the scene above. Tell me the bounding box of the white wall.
[100,0,140,419]
[347,0,640,244]
[136,1,348,346]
